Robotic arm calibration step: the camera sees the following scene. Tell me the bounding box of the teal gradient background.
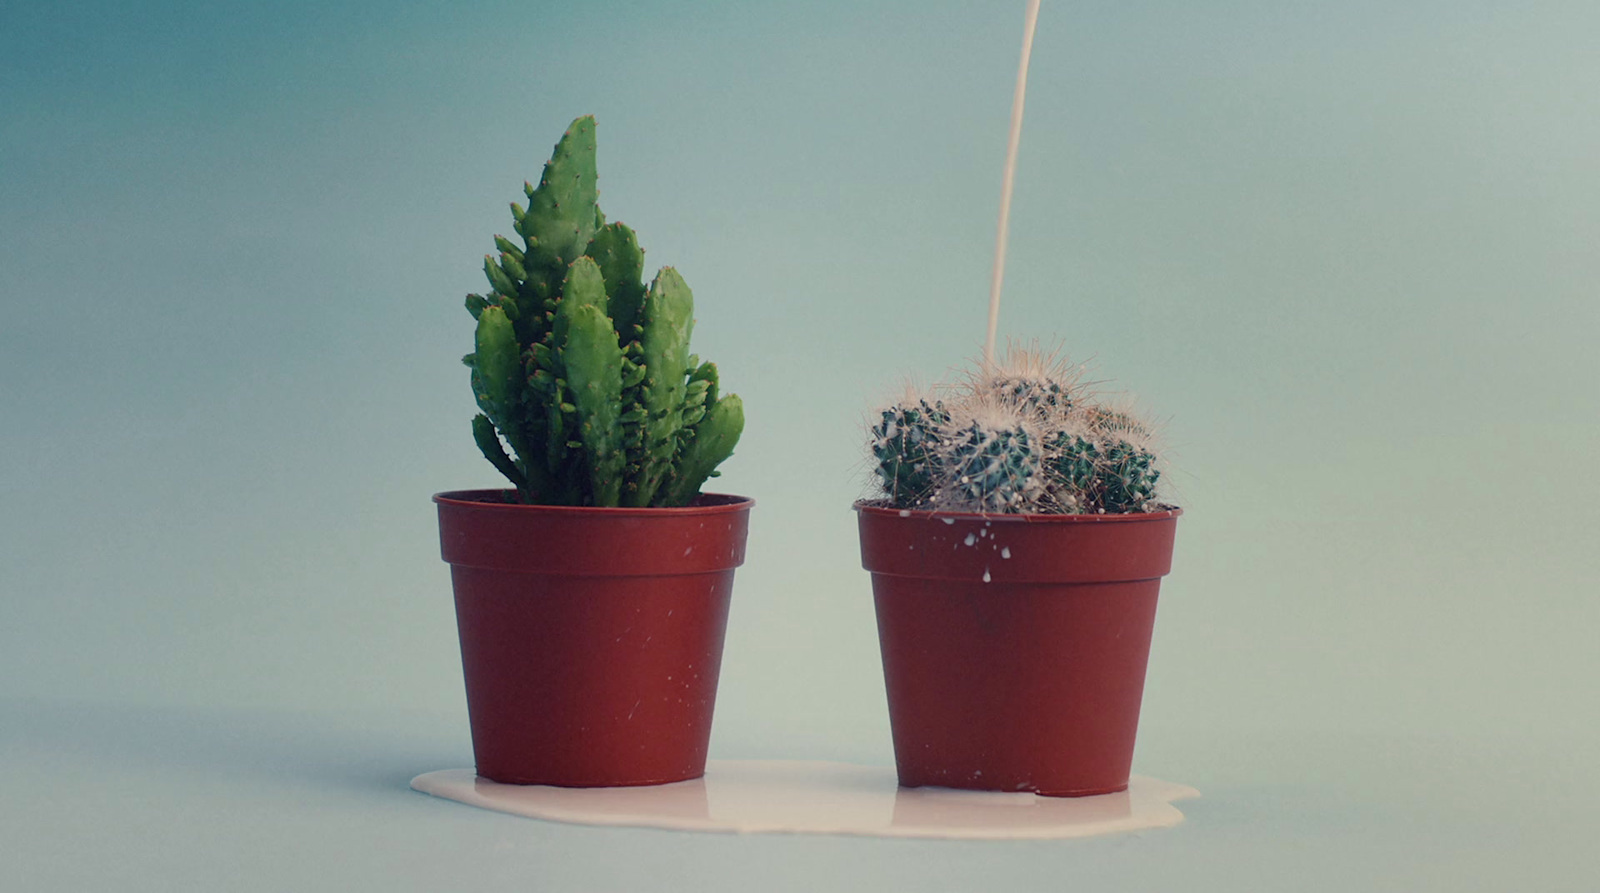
[4,1,1597,889]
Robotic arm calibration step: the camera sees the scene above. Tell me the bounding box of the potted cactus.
[856,346,1180,797]
[435,115,750,788]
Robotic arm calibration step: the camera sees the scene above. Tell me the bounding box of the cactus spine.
[461,116,743,506]
[869,399,949,508]
[935,408,1044,513]
[868,348,1165,515]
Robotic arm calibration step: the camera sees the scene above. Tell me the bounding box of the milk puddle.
[412,760,1197,839]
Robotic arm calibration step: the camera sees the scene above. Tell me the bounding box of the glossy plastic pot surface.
[436,490,752,787]
[857,502,1180,797]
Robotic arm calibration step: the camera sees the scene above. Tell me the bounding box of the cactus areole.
[462,115,744,507]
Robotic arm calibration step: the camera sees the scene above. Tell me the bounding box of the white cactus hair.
[1081,395,1161,452]
[864,343,1171,514]
[965,339,1091,422]
[1061,395,1169,513]
[940,390,1033,435]
[927,394,1047,513]
[862,378,948,509]
[984,338,1085,385]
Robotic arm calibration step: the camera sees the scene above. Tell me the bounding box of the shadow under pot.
[856,502,1180,797]
[435,490,753,787]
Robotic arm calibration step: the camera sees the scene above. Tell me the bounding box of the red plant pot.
[435,490,753,787]
[856,501,1180,797]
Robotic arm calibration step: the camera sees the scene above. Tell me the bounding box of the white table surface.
[7,696,1595,892]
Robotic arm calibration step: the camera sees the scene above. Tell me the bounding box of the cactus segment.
[689,361,719,404]
[473,413,526,494]
[620,357,646,389]
[458,116,741,506]
[560,303,626,506]
[472,306,521,422]
[937,416,1042,513]
[1095,440,1160,513]
[471,305,548,495]
[660,394,744,506]
[1049,431,1100,488]
[870,400,948,507]
[520,116,600,303]
[990,376,1073,417]
[584,222,647,338]
[1044,428,1159,513]
[484,254,518,298]
[552,256,609,348]
[625,267,695,507]
[498,251,528,283]
[493,235,524,263]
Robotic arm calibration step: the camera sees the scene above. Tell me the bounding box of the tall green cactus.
[461,116,743,506]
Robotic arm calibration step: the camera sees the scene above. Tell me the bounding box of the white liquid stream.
[412,760,1198,839]
[984,0,1043,368]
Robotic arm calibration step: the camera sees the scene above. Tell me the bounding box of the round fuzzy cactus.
[867,347,1168,515]
[1045,430,1101,512]
[934,410,1044,513]
[967,343,1083,421]
[1044,421,1161,514]
[1097,439,1160,513]
[988,376,1075,417]
[870,399,950,507]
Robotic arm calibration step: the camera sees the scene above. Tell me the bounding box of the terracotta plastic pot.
[856,501,1180,797]
[435,490,752,787]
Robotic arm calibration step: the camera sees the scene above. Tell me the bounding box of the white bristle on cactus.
[928,398,1046,514]
[865,351,1169,515]
[968,341,1090,423]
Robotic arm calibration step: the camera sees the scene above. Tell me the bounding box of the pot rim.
[853,499,1181,525]
[434,489,753,517]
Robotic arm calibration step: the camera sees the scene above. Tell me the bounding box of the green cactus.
[937,416,1043,513]
[459,116,743,506]
[1048,432,1101,497]
[870,400,949,507]
[987,376,1075,417]
[868,352,1165,514]
[659,392,745,507]
[625,267,696,507]
[971,344,1083,420]
[1095,439,1161,513]
[1043,429,1157,513]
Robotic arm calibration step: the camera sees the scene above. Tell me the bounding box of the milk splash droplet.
[1001,547,1011,559]
[982,568,992,583]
